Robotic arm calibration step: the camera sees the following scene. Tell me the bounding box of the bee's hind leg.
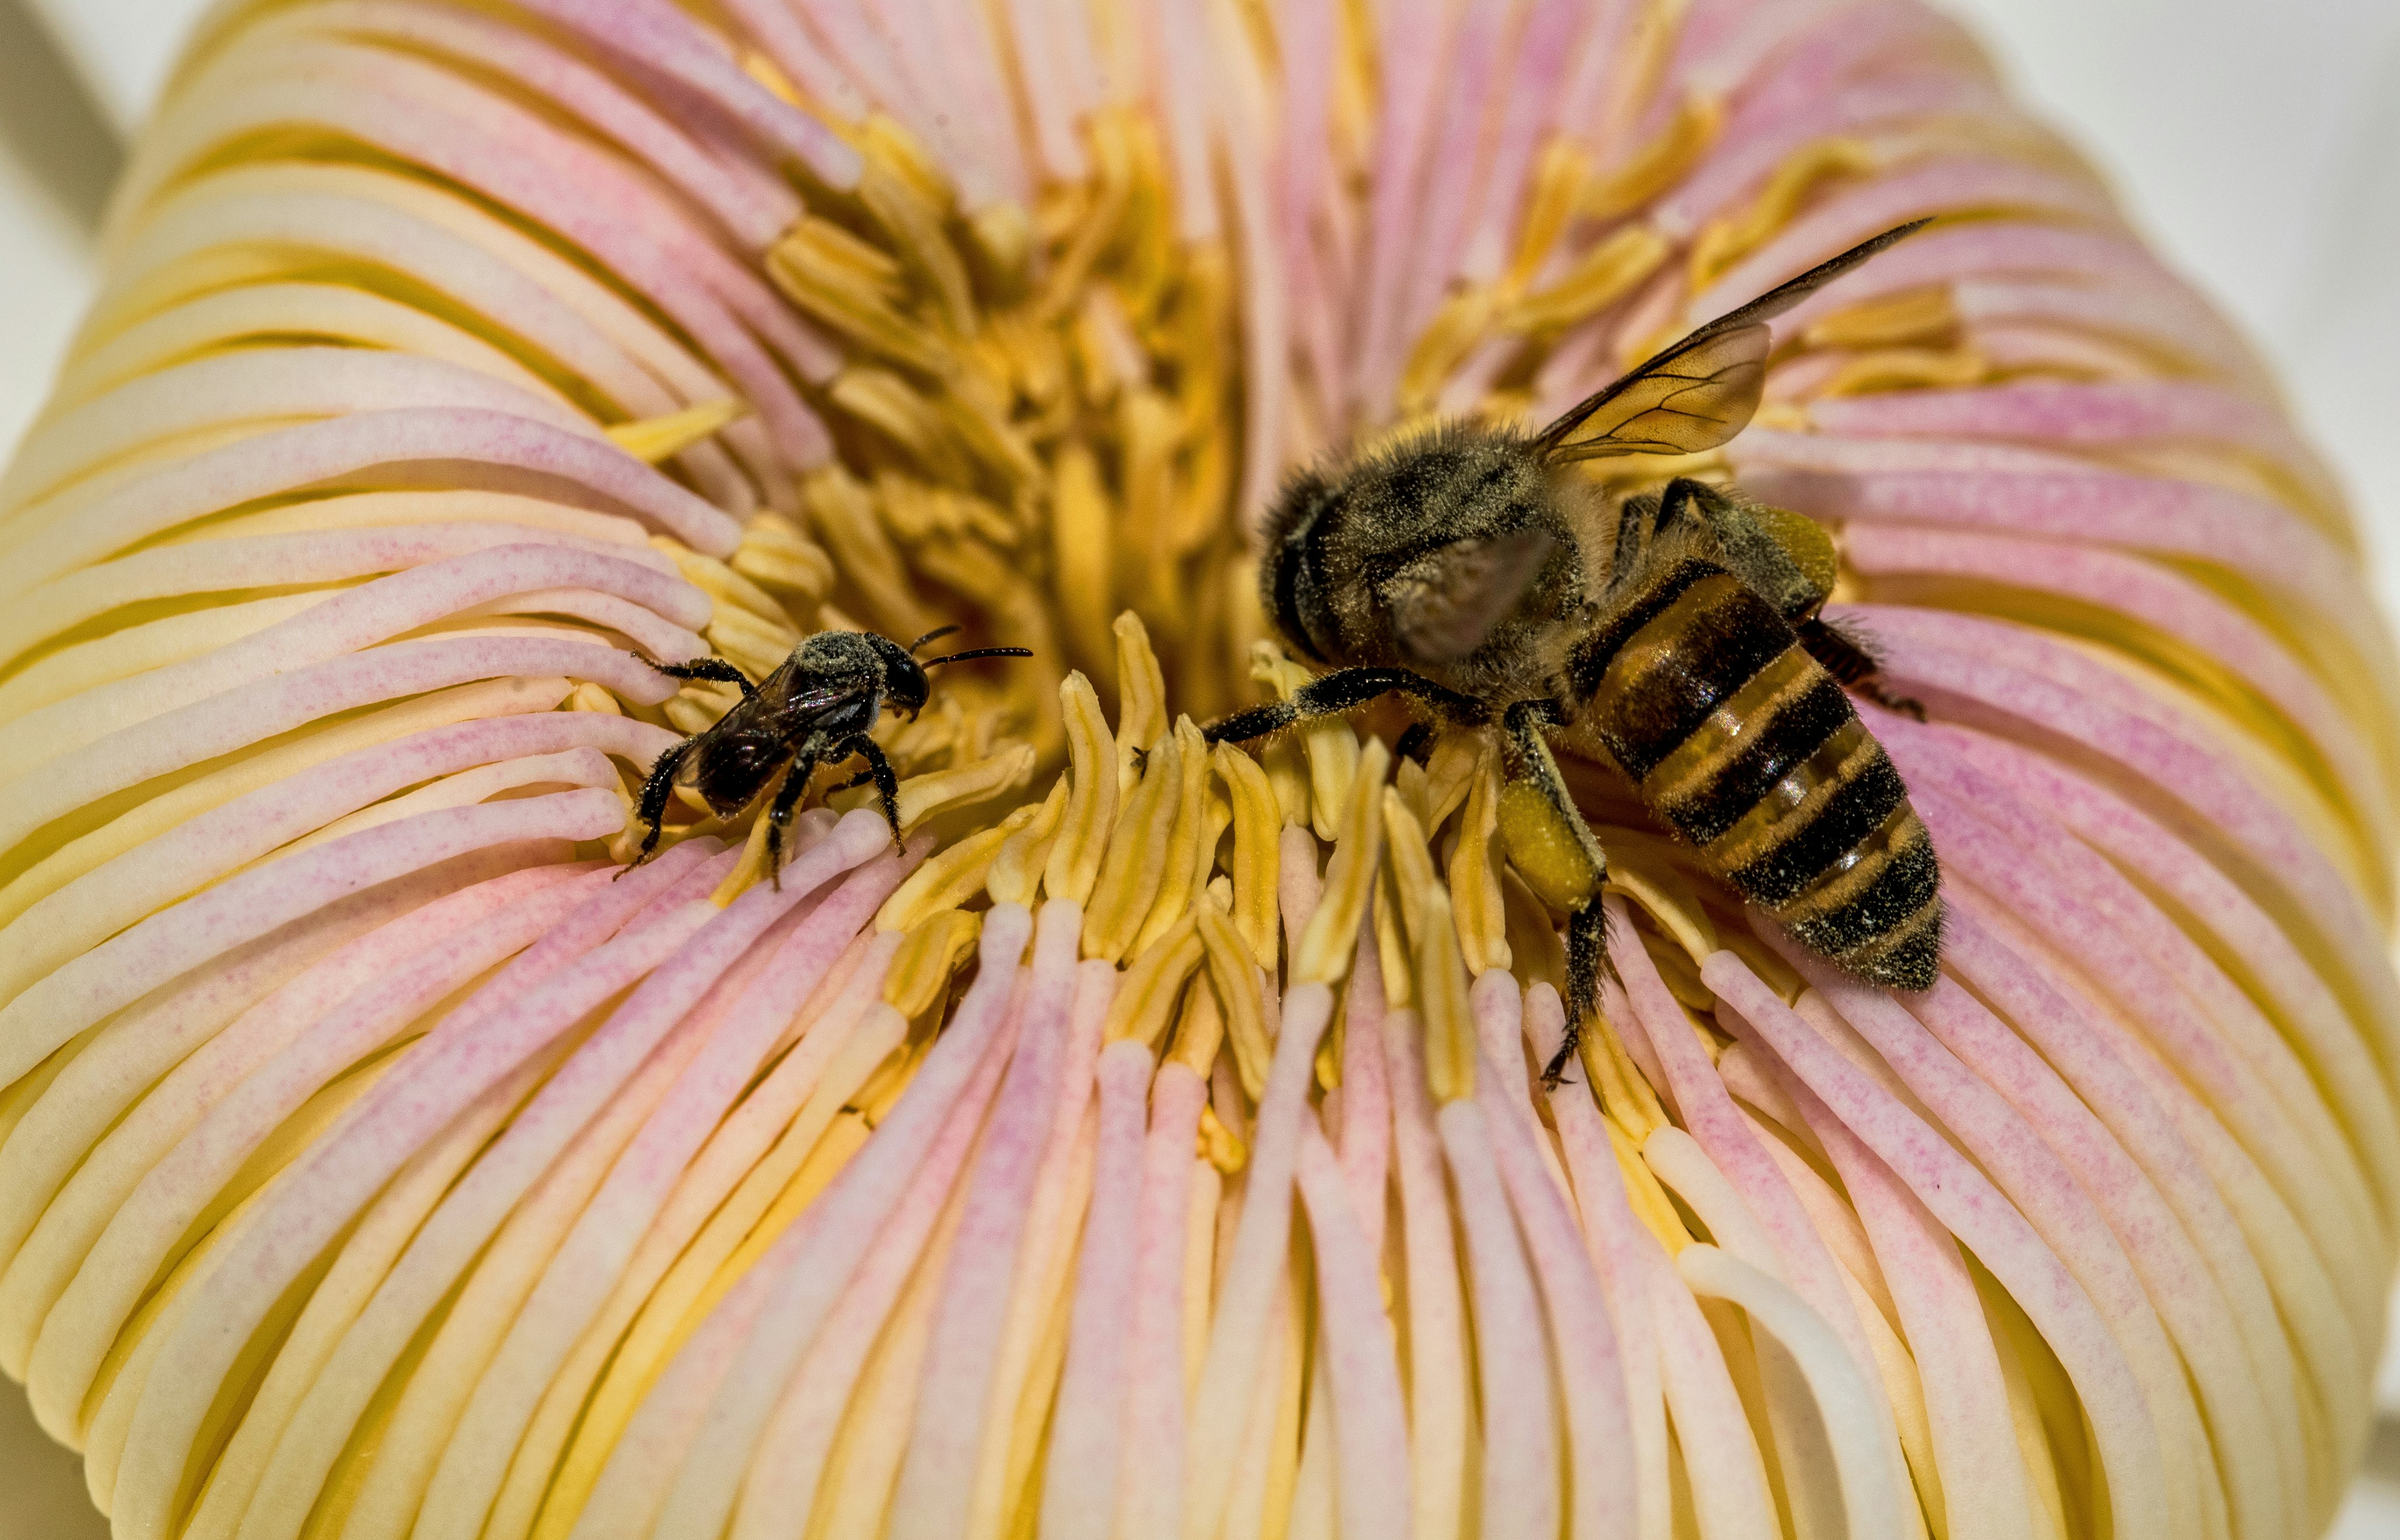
[836,734,906,849]
[763,749,824,889]
[622,738,697,877]
[1798,615,1926,721]
[1201,666,1487,743]
[1563,902,1610,1081]
[1497,700,1613,1086]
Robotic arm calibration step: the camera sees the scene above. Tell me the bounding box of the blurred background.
[1,0,2397,1533]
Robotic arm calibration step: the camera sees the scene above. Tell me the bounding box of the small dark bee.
[628,627,1031,882]
[1207,222,1942,1080]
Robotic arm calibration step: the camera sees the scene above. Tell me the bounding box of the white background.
[1,0,2398,1534]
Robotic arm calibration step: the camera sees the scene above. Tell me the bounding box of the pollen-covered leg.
[839,733,905,848]
[764,750,822,888]
[646,656,760,698]
[1562,902,1610,1079]
[622,738,695,875]
[1201,665,1487,743]
[1495,701,1611,1085]
[1651,477,1837,625]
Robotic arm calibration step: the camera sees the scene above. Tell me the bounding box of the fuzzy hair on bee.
[625,627,1031,884]
[1210,221,1942,1084]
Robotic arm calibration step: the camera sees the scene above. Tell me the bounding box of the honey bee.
[1206,222,1940,1080]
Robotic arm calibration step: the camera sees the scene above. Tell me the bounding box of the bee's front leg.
[1496,700,1611,1086]
[648,656,759,698]
[837,734,906,850]
[621,738,697,876]
[1200,666,1487,743]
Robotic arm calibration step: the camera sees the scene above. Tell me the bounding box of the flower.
[0,3,2392,1540]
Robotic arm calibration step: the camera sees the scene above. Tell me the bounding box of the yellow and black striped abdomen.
[1578,563,1941,990]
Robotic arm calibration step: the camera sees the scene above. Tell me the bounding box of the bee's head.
[882,625,1033,718]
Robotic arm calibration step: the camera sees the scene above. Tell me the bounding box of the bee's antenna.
[907,625,962,655]
[921,646,1034,670]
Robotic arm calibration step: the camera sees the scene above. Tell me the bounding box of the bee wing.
[753,666,864,723]
[1531,219,1931,464]
[1387,527,1558,664]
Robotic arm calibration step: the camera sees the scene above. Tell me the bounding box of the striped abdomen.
[1575,563,1941,989]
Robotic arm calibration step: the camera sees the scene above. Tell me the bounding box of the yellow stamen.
[768,220,945,373]
[879,801,1042,932]
[1582,91,1722,221]
[1114,613,1170,791]
[1214,743,1284,968]
[603,398,748,463]
[1687,137,1878,291]
[854,1033,932,1127]
[1586,1009,1670,1142]
[1505,224,1672,337]
[987,777,1070,907]
[1291,739,1391,986]
[1420,730,1485,831]
[868,742,1037,836]
[1252,643,1360,840]
[1051,443,1118,680]
[1816,345,1990,396]
[800,465,942,640]
[857,154,975,337]
[1381,788,1439,945]
[1133,718,1214,953]
[705,604,801,681]
[1802,286,1961,351]
[1375,870,1413,1010]
[653,537,790,631]
[1044,674,1120,906]
[882,909,982,1019]
[1197,906,1271,1100]
[1104,915,1204,1050]
[1197,1103,1249,1174]
[1416,884,1477,1104]
[711,808,779,907]
[1609,1118,1694,1254]
[1167,955,1228,1075]
[1508,137,1598,289]
[1501,866,1568,995]
[728,513,836,610]
[1082,730,1182,962]
[1606,846,1719,967]
[1259,735,1312,829]
[1450,744,1512,974]
[828,366,974,482]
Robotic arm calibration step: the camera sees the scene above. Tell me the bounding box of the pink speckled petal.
[1293,1122,1412,1540]
[2,409,741,596]
[1476,1040,1636,1540]
[413,840,920,1540]
[1523,984,1673,1540]
[1706,953,2174,1540]
[1038,1038,1154,1540]
[1182,979,1334,1539]
[1784,954,2262,1540]
[642,903,1033,1540]
[1437,1096,1561,1539]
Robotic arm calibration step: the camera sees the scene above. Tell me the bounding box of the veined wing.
[1531,219,1931,463]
